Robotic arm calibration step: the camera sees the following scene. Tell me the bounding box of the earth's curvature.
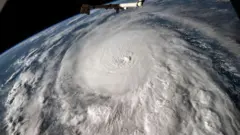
[0,0,240,135]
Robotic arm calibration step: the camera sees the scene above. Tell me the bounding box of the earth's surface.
[0,0,240,135]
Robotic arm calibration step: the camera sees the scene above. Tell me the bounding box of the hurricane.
[1,0,240,135]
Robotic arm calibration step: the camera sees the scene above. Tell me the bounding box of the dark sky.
[0,0,114,54]
[0,0,239,55]
[231,0,240,19]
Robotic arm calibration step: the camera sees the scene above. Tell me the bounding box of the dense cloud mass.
[0,0,240,135]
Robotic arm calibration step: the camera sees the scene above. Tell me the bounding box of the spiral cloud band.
[62,29,158,96]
